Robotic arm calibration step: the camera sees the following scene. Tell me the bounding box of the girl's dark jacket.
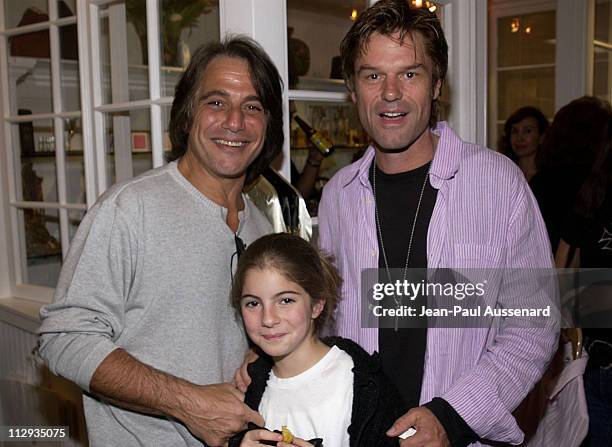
[228,336,403,447]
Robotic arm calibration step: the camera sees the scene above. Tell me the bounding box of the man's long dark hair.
[167,36,284,186]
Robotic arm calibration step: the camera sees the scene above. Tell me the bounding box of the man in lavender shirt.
[318,1,558,446]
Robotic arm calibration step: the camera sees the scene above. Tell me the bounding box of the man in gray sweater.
[38,37,283,447]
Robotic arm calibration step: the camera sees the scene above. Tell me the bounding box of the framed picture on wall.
[131,132,149,152]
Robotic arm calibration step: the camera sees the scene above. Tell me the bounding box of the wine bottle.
[293,115,335,157]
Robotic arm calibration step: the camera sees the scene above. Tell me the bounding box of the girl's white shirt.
[259,345,354,447]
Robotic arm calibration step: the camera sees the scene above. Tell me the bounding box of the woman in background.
[555,118,612,447]
[500,106,549,182]
[530,96,612,252]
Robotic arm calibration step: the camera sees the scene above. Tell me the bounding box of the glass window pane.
[497,123,505,151]
[497,67,555,122]
[286,1,368,87]
[595,0,612,44]
[58,1,77,18]
[60,23,81,111]
[19,207,62,287]
[68,209,85,242]
[5,1,49,29]
[159,0,220,97]
[99,13,112,105]
[8,32,53,114]
[63,118,86,203]
[99,2,149,104]
[593,48,611,102]
[104,109,153,185]
[290,99,367,216]
[498,11,556,68]
[14,118,59,204]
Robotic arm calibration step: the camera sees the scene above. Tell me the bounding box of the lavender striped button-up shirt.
[318,122,558,445]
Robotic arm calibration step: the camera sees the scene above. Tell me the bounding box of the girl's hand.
[277,437,315,447]
[240,429,282,446]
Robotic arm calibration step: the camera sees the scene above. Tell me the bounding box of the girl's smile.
[240,267,328,378]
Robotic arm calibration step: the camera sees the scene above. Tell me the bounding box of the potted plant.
[126,0,212,67]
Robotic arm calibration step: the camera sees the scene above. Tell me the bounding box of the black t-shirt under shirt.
[369,160,478,447]
[369,161,436,410]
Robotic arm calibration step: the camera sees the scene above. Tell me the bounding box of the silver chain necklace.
[372,157,431,330]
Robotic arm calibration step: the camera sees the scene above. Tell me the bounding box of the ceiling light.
[511,18,520,33]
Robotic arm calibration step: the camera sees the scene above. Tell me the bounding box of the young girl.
[228,233,402,447]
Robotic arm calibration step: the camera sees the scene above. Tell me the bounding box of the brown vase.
[287,27,310,87]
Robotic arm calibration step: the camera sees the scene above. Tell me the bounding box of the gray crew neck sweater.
[38,161,272,446]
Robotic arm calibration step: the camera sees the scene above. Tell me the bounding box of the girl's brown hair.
[230,233,342,334]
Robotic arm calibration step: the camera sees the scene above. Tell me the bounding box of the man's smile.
[379,111,407,119]
[212,138,249,148]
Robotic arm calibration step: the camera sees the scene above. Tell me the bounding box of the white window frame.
[0,0,202,303]
[587,0,612,103]
[86,0,170,195]
[488,0,595,149]
[0,0,85,302]
[556,0,590,110]
[443,0,487,146]
[487,0,557,149]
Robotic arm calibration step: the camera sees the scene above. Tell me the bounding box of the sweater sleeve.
[37,201,137,392]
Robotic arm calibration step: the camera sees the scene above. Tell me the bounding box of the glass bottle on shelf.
[293,115,335,157]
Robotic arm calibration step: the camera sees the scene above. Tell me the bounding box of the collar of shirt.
[340,121,463,190]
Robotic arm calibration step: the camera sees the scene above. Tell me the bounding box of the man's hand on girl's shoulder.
[234,347,260,393]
